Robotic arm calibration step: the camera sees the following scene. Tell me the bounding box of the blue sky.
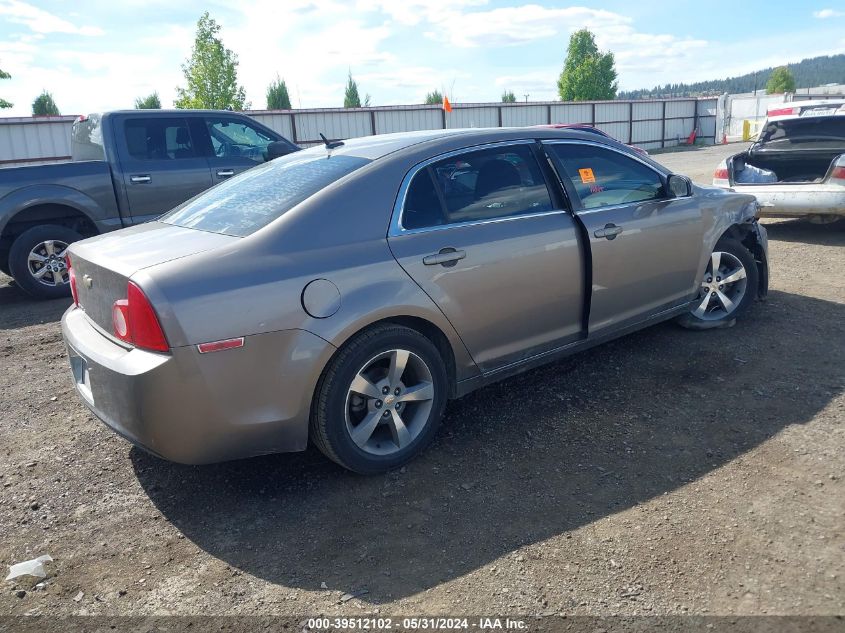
[1,0,844,116]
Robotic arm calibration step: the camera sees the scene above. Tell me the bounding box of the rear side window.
[124,118,195,160]
[548,143,666,209]
[71,114,105,161]
[161,153,370,237]
[402,144,553,230]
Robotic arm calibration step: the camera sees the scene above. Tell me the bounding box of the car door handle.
[217,170,235,177]
[423,248,466,266]
[130,175,151,184]
[594,223,623,240]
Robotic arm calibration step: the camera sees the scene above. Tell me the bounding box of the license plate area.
[69,351,94,405]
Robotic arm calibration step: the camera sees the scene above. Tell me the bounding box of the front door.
[544,140,705,334]
[117,116,212,223]
[388,142,585,373]
[200,115,288,185]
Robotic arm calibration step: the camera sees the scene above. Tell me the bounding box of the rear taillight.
[67,255,79,307]
[714,168,729,180]
[831,166,845,181]
[111,281,169,352]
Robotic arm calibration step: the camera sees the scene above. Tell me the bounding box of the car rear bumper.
[714,184,845,217]
[61,306,335,464]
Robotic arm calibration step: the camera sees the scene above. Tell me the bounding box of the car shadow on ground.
[764,218,845,246]
[0,280,70,330]
[133,289,844,603]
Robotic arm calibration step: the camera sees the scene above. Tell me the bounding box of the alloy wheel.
[344,348,435,456]
[27,240,70,287]
[692,250,748,321]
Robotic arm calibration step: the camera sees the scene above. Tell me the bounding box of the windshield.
[757,116,845,149]
[161,152,370,237]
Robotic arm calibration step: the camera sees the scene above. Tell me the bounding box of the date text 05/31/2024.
[306,617,528,630]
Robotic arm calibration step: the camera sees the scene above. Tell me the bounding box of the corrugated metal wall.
[0,98,718,167]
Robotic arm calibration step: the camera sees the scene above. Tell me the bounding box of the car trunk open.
[730,114,845,185]
[69,222,237,339]
[731,148,843,184]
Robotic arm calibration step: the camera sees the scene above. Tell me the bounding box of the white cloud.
[813,9,843,18]
[0,0,103,36]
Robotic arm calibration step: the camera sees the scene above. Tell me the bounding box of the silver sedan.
[62,127,768,473]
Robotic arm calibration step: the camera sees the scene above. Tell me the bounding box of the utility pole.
[523,93,529,102]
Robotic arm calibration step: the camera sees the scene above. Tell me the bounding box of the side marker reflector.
[197,337,245,354]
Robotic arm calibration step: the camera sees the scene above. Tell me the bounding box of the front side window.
[548,143,666,210]
[124,118,194,160]
[206,117,276,162]
[161,152,369,237]
[402,144,553,230]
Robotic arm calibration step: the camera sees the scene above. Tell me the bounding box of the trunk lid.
[69,222,237,336]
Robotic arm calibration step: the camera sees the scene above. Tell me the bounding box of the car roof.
[766,100,845,122]
[293,126,634,162]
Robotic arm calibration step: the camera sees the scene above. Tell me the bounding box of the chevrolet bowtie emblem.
[82,274,93,289]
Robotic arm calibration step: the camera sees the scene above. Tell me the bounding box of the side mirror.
[266,141,297,161]
[668,174,692,198]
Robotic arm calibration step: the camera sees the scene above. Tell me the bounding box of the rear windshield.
[161,153,370,237]
[758,116,845,149]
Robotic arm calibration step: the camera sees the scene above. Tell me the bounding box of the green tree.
[424,89,443,105]
[344,71,362,108]
[134,92,161,109]
[175,12,247,110]
[266,75,292,109]
[32,90,60,115]
[501,89,516,103]
[0,65,12,109]
[766,66,796,94]
[557,29,617,101]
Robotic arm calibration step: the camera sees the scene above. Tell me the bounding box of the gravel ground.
[0,144,843,619]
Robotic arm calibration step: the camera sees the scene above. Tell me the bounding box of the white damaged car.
[713,100,845,223]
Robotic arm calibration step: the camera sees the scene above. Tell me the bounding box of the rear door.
[387,141,585,373]
[544,140,704,335]
[115,115,213,223]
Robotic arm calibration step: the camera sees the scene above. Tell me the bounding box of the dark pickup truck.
[0,109,299,298]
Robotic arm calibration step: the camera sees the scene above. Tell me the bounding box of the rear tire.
[677,238,758,330]
[310,324,448,474]
[8,225,82,299]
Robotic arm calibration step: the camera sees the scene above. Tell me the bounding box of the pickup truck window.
[402,144,553,230]
[160,152,370,237]
[71,114,105,161]
[125,118,196,160]
[206,117,275,163]
[549,143,666,210]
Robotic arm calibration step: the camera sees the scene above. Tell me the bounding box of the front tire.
[677,238,758,329]
[8,225,82,299]
[311,324,448,474]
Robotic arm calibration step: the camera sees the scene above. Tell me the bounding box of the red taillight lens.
[111,282,169,352]
[714,168,729,180]
[67,255,79,307]
[768,107,797,117]
[831,166,845,181]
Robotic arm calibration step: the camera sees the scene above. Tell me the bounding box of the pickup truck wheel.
[311,324,448,474]
[677,238,758,330]
[9,225,82,299]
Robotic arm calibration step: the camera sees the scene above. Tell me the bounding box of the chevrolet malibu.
[62,128,769,474]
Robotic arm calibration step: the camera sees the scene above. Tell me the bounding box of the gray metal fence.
[0,98,718,168]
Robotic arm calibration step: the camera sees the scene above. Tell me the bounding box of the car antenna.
[320,132,344,152]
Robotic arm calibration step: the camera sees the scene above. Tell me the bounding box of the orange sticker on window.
[578,168,596,184]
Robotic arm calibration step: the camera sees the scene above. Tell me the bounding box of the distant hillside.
[618,54,845,99]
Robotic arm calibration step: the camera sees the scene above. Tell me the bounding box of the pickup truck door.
[115,115,212,223]
[544,140,704,336]
[198,115,291,184]
[387,141,585,373]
